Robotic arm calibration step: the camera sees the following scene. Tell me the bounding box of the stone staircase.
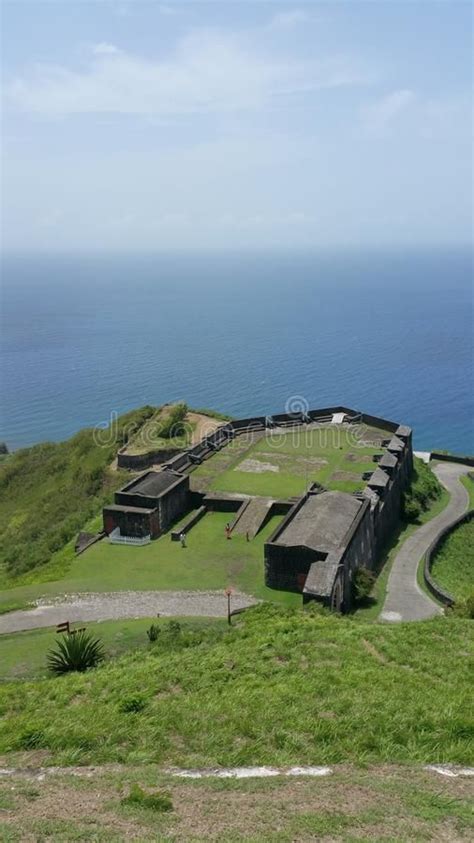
[232,497,274,539]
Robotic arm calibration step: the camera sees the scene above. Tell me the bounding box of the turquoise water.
[1,248,472,453]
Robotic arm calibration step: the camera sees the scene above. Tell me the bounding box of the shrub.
[158,403,188,440]
[402,498,422,522]
[447,593,474,619]
[165,620,181,637]
[352,567,376,602]
[403,459,443,522]
[119,695,147,713]
[47,631,105,674]
[121,784,173,812]
[146,623,160,642]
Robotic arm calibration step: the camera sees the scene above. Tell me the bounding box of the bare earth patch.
[237,458,280,474]
[0,765,472,842]
[187,412,225,445]
[331,470,363,483]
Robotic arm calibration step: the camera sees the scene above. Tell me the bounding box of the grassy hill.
[431,518,474,601]
[0,604,471,768]
[0,407,154,582]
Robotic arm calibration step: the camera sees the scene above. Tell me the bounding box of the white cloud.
[269,10,310,30]
[91,42,121,56]
[6,30,365,117]
[362,89,416,135]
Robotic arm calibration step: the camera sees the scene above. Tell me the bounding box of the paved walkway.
[0,590,259,635]
[380,462,470,622]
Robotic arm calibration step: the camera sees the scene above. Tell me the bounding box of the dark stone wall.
[158,477,190,531]
[117,447,181,471]
[103,506,160,538]
[264,544,321,592]
[372,442,412,558]
[338,503,375,610]
[431,452,474,467]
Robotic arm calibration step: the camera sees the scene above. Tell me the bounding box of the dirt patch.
[362,639,388,664]
[346,452,377,464]
[187,412,225,445]
[2,766,472,842]
[331,470,362,483]
[237,458,279,474]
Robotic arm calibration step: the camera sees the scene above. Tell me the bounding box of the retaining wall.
[117,447,181,471]
[431,452,474,468]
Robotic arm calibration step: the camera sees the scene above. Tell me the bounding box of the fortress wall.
[371,441,413,558]
[117,448,181,471]
[431,452,474,467]
[337,501,375,610]
[157,476,191,531]
[360,412,399,433]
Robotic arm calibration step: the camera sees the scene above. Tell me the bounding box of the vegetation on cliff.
[402,458,443,521]
[0,407,154,579]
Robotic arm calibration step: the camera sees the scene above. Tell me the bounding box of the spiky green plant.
[47,631,105,674]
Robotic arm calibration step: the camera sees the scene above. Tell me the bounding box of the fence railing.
[108,528,151,546]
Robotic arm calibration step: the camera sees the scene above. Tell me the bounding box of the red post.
[225,587,233,625]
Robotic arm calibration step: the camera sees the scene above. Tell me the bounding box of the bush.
[447,593,474,619]
[121,784,173,812]
[402,498,422,522]
[47,631,105,674]
[146,623,160,642]
[352,567,376,602]
[158,403,188,440]
[119,695,147,713]
[403,459,442,522]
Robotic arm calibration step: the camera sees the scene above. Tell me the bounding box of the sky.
[1,0,472,252]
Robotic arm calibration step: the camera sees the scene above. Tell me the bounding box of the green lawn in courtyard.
[0,513,300,612]
[193,424,387,498]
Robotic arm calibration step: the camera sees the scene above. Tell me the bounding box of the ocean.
[1,248,472,454]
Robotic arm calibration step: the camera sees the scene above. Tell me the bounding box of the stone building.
[103,470,189,539]
[264,421,413,611]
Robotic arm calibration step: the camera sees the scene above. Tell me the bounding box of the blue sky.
[2,0,472,251]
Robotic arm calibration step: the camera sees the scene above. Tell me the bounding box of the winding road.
[380,462,470,622]
[0,590,259,635]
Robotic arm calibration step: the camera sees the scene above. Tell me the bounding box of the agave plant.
[47,631,105,674]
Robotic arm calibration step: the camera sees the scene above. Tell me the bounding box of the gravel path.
[380,462,470,622]
[0,590,259,634]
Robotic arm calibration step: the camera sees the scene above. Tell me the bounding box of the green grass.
[431,519,474,601]
[0,617,224,683]
[192,424,387,498]
[0,512,301,612]
[0,604,472,767]
[461,472,474,508]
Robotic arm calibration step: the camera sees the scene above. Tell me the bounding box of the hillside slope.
[0,407,154,580]
[0,604,471,767]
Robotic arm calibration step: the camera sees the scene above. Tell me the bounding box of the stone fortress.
[103,406,413,612]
